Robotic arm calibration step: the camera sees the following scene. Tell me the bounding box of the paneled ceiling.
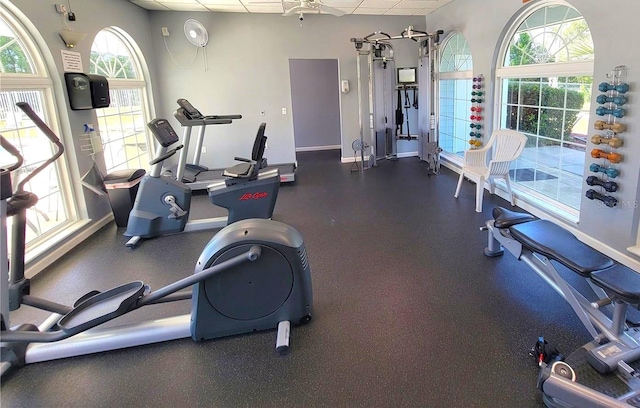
[129,0,452,16]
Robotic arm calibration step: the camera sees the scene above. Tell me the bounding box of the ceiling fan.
[253,0,345,19]
[284,0,345,17]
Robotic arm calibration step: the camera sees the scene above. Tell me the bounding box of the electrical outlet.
[260,110,265,116]
[55,4,68,14]
[201,146,207,154]
[161,27,170,37]
[281,108,287,115]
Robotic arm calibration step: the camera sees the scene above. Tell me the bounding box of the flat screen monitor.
[397,67,417,84]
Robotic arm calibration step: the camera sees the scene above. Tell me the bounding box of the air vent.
[298,246,309,271]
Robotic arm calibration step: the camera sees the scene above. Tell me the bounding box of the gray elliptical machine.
[124,118,280,248]
[1,103,312,374]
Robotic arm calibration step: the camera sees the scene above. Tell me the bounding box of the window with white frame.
[90,28,152,173]
[438,32,473,159]
[496,3,594,212]
[0,10,75,250]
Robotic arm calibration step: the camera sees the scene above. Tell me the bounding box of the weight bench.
[484,207,640,407]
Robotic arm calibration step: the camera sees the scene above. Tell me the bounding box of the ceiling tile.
[245,4,284,12]
[160,2,209,10]
[384,8,415,15]
[322,0,360,6]
[204,4,248,10]
[414,7,436,14]
[334,7,357,13]
[395,0,434,8]
[358,0,400,9]
[352,7,387,14]
[157,0,197,3]
[131,0,171,10]
[198,0,244,5]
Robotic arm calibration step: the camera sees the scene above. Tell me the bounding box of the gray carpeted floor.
[2,150,590,407]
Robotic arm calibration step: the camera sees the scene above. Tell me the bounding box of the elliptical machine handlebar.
[0,135,24,172]
[15,102,64,193]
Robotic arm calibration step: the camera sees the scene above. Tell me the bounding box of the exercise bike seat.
[509,220,614,277]
[222,123,268,182]
[492,206,536,229]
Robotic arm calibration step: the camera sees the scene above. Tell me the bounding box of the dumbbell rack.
[587,65,629,208]
[469,75,484,149]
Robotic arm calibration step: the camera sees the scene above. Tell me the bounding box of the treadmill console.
[147,119,179,147]
[177,98,203,120]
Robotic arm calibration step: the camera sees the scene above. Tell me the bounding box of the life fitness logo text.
[239,192,269,200]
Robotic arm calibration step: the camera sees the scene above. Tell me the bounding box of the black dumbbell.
[585,189,617,207]
[586,176,618,192]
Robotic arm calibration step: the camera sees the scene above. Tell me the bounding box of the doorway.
[289,59,341,151]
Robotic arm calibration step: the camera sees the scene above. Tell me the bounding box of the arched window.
[496,3,594,212]
[0,8,75,249]
[90,28,153,173]
[438,32,473,159]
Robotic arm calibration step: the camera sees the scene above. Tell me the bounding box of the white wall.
[147,12,426,167]
[427,0,640,264]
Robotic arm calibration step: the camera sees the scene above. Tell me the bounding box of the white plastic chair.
[454,129,527,213]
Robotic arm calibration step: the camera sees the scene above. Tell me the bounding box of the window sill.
[25,215,112,278]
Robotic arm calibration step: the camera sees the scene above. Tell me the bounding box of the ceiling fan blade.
[283,5,320,16]
[318,4,345,16]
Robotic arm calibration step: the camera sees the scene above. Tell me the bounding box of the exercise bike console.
[148,118,179,147]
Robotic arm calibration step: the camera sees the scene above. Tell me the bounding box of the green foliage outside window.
[0,35,32,74]
[506,82,584,147]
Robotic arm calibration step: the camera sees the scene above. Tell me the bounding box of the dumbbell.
[586,175,619,192]
[471,106,483,112]
[473,77,483,82]
[471,91,483,96]
[469,131,482,138]
[470,123,482,129]
[590,163,619,178]
[472,84,483,90]
[591,135,623,148]
[595,106,625,118]
[470,115,483,121]
[598,82,629,94]
[471,98,483,103]
[469,139,482,147]
[593,120,626,133]
[591,149,623,163]
[596,94,627,106]
[585,189,618,207]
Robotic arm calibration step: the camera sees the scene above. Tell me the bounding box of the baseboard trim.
[296,145,341,152]
[26,214,114,278]
[341,151,419,163]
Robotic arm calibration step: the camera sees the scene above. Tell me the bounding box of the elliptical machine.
[1,103,312,374]
[124,118,280,248]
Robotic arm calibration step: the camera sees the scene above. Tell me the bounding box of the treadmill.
[173,99,296,190]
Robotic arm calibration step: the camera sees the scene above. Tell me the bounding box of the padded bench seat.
[509,220,614,277]
[591,266,640,304]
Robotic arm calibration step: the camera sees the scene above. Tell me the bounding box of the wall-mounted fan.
[184,19,208,47]
[163,19,209,70]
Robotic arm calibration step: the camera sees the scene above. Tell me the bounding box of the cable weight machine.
[350,26,443,174]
